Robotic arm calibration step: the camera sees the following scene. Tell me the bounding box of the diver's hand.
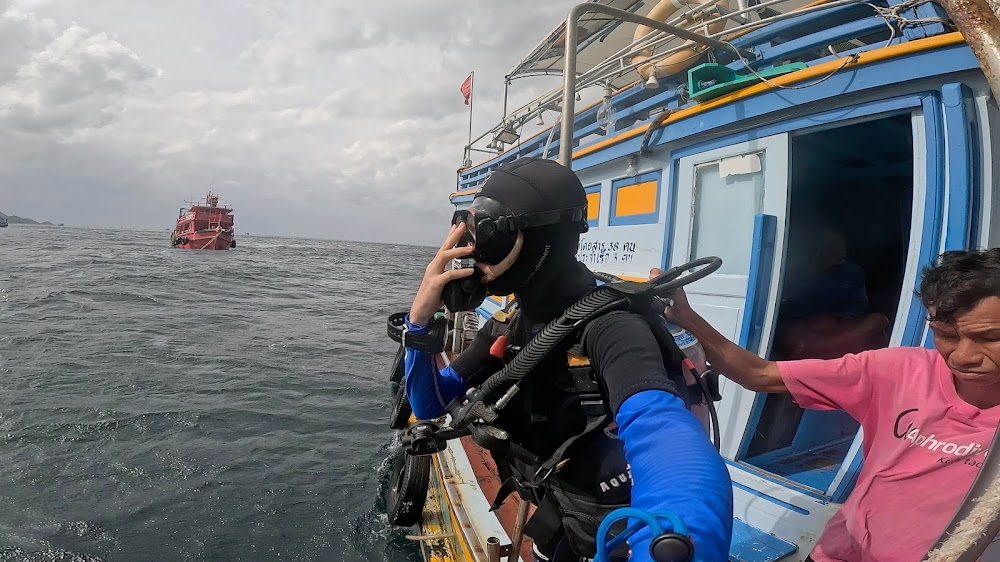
[410,224,476,326]
[649,267,694,326]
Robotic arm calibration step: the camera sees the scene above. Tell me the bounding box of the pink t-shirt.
[779,347,1000,562]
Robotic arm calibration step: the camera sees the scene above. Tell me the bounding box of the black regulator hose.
[479,257,722,400]
[593,271,624,284]
[480,290,631,397]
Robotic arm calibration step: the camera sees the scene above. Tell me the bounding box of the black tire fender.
[385,449,430,527]
[389,383,412,430]
[389,345,405,383]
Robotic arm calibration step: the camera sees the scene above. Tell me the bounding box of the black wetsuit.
[404,306,734,561]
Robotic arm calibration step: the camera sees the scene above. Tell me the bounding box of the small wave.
[0,548,104,562]
[6,411,202,446]
[348,506,422,562]
[57,521,116,545]
[33,291,159,306]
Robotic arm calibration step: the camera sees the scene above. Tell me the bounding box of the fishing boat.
[170,193,236,250]
[0,216,7,228]
[385,0,1000,559]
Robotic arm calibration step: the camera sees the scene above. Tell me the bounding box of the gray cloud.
[0,0,574,245]
[0,5,157,139]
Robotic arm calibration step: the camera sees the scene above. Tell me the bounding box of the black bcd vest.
[454,302,705,558]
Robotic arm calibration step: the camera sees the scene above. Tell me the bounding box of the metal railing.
[467,0,886,165]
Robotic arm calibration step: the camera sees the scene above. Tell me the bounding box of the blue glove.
[616,390,733,562]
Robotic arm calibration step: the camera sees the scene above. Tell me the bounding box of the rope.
[200,230,223,250]
[732,50,861,91]
[866,0,955,32]
[924,473,1000,561]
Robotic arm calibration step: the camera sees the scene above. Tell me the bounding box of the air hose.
[595,507,699,562]
[478,257,721,401]
[480,287,630,396]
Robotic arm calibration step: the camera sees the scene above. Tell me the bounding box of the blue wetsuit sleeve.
[616,390,733,562]
[402,314,467,419]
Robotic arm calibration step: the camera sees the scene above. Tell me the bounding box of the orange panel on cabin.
[586,192,600,220]
[614,180,658,217]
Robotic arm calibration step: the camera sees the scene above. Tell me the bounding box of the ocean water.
[0,225,432,561]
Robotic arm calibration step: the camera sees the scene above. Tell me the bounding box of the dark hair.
[917,248,1000,322]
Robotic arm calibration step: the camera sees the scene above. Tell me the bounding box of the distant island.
[0,211,60,226]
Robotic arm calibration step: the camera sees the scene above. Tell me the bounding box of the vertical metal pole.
[466,70,476,152]
[487,536,502,562]
[507,496,531,561]
[502,76,510,121]
[466,71,475,168]
[559,7,582,168]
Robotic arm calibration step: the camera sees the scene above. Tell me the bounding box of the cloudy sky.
[0,0,576,245]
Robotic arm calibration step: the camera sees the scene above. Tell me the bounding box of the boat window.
[690,155,764,275]
[740,113,914,496]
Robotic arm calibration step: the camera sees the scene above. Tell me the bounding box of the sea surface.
[0,225,434,561]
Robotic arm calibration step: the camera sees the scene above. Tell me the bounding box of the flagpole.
[466,71,474,153]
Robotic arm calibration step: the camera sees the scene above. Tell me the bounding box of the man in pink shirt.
[657,248,1000,561]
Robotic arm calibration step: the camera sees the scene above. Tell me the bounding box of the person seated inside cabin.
[655,248,1000,561]
[773,225,890,360]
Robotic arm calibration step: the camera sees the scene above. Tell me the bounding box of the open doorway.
[740,113,914,494]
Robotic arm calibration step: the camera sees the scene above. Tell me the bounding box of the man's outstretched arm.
[652,268,786,394]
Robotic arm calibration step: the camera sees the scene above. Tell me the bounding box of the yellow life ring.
[632,0,730,81]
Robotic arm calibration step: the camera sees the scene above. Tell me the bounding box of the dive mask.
[452,196,589,265]
[442,196,588,312]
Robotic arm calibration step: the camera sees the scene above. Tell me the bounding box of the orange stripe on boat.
[572,33,966,160]
[450,187,481,199]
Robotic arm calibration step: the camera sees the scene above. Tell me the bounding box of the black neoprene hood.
[477,158,589,228]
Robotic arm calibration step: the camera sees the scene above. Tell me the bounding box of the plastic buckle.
[532,464,556,485]
[401,324,409,349]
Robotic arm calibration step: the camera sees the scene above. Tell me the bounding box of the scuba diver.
[401,157,732,561]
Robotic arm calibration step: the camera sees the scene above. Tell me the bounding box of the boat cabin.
[176,194,235,235]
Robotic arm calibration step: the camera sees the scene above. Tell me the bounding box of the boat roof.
[508,0,820,88]
[181,192,233,212]
[463,0,906,168]
[507,0,648,86]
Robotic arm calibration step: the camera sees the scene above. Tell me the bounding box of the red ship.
[170,192,236,250]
